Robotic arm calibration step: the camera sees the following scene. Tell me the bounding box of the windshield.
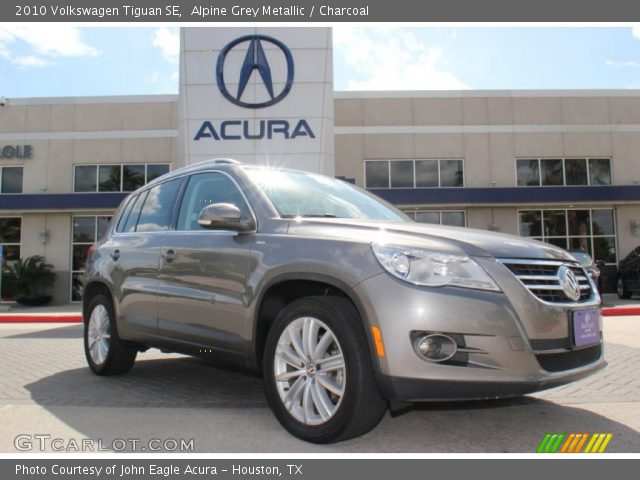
[569,251,593,265]
[247,168,410,221]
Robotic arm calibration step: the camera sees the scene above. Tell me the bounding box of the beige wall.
[334,92,640,262]
[3,92,640,301]
[0,97,178,303]
[335,93,640,188]
[0,98,178,195]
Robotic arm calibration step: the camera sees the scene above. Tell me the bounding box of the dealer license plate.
[572,309,600,348]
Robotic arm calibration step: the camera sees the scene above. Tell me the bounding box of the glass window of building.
[122,164,146,191]
[414,211,440,224]
[364,161,389,188]
[98,165,121,192]
[406,210,467,227]
[0,167,24,193]
[74,163,171,192]
[519,210,542,237]
[365,159,464,188]
[589,158,612,185]
[390,161,414,188]
[0,217,21,300]
[516,159,540,186]
[565,159,588,185]
[74,165,97,192]
[516,158,611,186]
[147,164,171,182]
[439,160,464,187]
[71,215,112,302]
[415,160,438,187]
[519,208,617,264]
[541,159,564,186]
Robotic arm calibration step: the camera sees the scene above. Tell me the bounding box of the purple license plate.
[572,309,600,348]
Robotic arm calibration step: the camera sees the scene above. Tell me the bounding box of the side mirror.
[197,203,255,233]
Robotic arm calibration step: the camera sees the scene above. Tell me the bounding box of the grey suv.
[83,159,605,443]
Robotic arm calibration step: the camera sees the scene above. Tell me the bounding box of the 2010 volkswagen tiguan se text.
[83,159,605,443]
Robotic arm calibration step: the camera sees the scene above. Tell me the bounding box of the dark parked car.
[617,246,640,299]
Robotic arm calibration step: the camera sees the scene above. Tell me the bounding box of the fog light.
[415,334,457,363]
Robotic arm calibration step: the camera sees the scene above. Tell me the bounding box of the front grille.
[498,259,594,304]
[535,344,602,372]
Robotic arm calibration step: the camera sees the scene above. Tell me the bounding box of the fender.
[248,271,381,373]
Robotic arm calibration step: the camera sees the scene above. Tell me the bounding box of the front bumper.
[353,258,605,401]
[377,360,606,402]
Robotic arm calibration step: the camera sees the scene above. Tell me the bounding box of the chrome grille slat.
[497,258,594,305]
[517,275,559,281]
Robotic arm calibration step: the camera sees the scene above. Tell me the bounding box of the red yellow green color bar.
[537,433,613,453]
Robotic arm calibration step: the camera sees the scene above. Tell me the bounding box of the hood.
[286,218,576,261]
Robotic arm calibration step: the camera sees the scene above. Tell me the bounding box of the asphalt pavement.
[0,316,638,453]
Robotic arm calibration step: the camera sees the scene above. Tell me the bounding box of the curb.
[601,307,640,317]
[0,314,82,323]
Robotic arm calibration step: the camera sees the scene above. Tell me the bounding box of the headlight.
[371,243,500,291]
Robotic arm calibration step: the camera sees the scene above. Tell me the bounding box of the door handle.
[162,249,176,263]
[110,249,120,261]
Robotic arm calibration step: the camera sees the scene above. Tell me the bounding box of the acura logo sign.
[216,35,295,109]
[195,34,314,141]
[558,266,581,301]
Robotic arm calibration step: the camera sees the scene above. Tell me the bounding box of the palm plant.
[6,255,56,305]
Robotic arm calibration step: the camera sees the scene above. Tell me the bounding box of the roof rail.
[182,158,242,168]
[191,158,241,166]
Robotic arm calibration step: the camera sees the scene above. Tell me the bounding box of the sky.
[2,26,640,97]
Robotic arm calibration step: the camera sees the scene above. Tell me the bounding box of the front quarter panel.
[245,234,383,345]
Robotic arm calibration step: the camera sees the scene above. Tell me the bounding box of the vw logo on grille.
[558,266,581,301]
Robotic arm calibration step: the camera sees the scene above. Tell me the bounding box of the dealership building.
[1,27,639,303]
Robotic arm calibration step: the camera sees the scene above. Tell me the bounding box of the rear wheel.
[84,294,137,375]
[617,277,632,299]
[263,296,387,443]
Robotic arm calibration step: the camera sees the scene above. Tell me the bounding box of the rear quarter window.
[115,195,137,232]
[122,192,147,233]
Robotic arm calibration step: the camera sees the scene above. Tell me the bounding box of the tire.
[617,276,632,299]
[84,293,137,375]
[263,296,387,443]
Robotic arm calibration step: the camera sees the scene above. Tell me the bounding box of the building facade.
[0,95,177,302]
[1,29,640,303]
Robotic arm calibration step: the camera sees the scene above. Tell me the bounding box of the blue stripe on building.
[369,185,640,205]
[1,186,640,211]
[0,193,128,210]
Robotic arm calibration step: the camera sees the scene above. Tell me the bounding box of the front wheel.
[617,277,632,299]
[263,296,387,443]
[84,294,137,375]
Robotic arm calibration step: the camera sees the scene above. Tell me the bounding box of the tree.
[6,255,56,305]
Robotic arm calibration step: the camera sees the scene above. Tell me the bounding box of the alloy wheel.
[87,304,111,365]
[273,317,346,426]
